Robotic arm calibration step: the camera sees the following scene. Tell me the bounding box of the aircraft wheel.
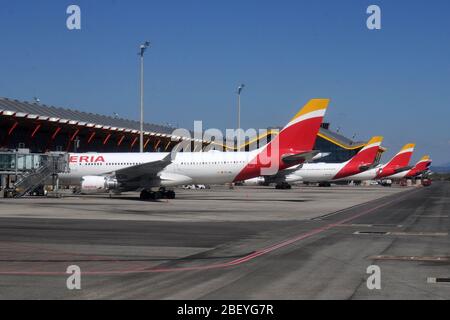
[153,191,163,200]
[276,183,291,190]
[165,190,176,199]
[318,182,331,187]
[140,190,151,200]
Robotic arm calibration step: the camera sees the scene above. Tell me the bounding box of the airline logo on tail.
[276,99,330,154]
[406,155,432,178]
[333,136,384,180]
[376,143,415,179]
[234,99,329,181]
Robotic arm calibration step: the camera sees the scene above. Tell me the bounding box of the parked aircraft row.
[244,143,432,189]
[54,99,431,199]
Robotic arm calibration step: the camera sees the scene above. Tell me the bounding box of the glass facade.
[0,154,15,171]
[314,137,360,163]
[0,153,42,172]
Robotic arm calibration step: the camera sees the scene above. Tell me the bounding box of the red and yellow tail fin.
[234,99,329,181]
[415,155,432,170]
[274,98,329,154]
[354,136,384,163]
[333,136,383,179]
[407,155,432,177]
[384,143,415,169]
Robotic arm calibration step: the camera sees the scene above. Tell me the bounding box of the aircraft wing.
[269,151,325,179]
[260,165,303,184]
[112,154,172,183]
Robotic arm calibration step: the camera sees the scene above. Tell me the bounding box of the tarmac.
[0,183,448,299]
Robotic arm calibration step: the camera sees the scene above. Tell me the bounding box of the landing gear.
[140,190,151,200]
[165,190,176,199]
[139,188,176,200]
[318,182,331,187]
[275,183,292,190]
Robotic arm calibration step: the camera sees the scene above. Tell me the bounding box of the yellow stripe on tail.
[290,99,330,122]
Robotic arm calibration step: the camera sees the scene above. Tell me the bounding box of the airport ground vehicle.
[182,184,208,190]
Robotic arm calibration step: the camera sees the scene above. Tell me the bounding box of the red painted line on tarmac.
[0,189,421,277]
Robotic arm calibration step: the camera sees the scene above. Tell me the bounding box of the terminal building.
[0,97,371,159]
[0,97,198,154]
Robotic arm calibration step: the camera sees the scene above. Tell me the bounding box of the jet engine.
[80,176,119,194]
[284,174,303,184]
[243,177,266,186]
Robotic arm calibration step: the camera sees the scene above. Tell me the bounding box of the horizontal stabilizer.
[358,165,371,172]
[394,166,413,174]
[282,150,320,164]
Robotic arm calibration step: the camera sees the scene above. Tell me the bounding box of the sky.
[0,0,449,165]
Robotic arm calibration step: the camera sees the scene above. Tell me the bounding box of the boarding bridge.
[0,151,70,198]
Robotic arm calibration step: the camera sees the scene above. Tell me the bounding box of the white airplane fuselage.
[60,151,262,188]
[287,162,348,182]
[385,171,409,180]
[342,166,380,181]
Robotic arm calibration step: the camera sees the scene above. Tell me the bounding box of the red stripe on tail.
[234,99,329,182]
[333,136,383,180]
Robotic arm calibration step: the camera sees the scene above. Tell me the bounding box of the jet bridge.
[0,150,69,198]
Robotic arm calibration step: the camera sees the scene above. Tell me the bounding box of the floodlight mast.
[139,41,150,152]
[236,84,245,150]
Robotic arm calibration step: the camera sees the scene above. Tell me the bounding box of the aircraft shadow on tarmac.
[85,196,312,203]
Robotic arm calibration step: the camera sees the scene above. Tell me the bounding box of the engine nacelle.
[81,176,119,194]
[243,177,266,186]
[284,174,303,184]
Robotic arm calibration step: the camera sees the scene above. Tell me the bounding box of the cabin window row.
[78,162,143,166]
[180,161,246,165]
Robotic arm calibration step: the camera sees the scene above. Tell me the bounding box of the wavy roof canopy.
[0,97,175,135]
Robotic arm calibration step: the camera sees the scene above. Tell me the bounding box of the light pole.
[237,84,245,150]
[139,41,150,153]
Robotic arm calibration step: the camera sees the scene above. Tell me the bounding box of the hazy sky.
[1,0,449,164]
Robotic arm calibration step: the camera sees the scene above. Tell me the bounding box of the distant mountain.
[431,163,450,173]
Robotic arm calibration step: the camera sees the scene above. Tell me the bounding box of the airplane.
[387,155,432,180]
[244,136,384,189]
[58,99,330,199]
[342,143,416,182]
